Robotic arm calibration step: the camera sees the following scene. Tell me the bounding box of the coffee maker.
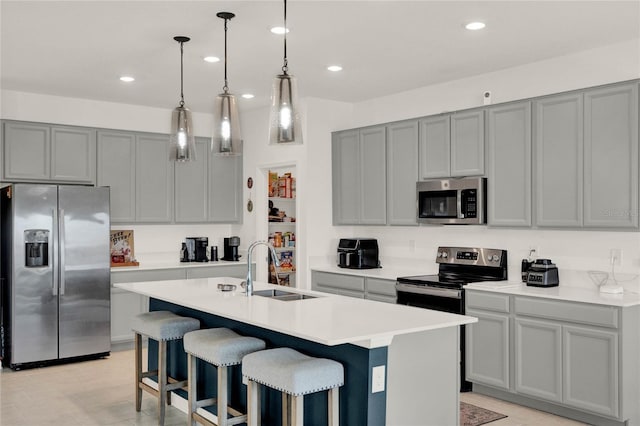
[194,237,209,262]
[222,236,241,261]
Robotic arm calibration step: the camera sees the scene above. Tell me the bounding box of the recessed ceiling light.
[204,56,220,63]
[465,22,486,30]
[327,65,343,72]
[242,94,255,99]
[270,26,289,35]
[119,76,135,82]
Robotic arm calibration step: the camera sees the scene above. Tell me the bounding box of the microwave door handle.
[457,189,463,219]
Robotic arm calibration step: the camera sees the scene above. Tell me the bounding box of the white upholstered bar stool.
[132,310,200,425]
[184,328,266,426]
[242,348,344,426]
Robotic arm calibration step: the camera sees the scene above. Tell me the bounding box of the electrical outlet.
[372,365,385,393]
[408,239,416,253]
[528,246,538,259]
[610,248,622,266]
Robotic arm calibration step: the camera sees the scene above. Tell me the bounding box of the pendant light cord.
[223,17,229,93]
[282,0,288,74]
[179,41,185,107]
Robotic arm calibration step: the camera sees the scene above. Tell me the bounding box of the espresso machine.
[222,236,241,261]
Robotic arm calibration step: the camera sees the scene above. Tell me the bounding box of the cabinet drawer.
[515,297,619,329]
[466,291,510,313]
[366,277,396,296]
[186,265,250,279]
[111,268,186,284]
[312,271,365,292]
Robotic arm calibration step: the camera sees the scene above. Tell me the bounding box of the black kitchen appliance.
[526,259,559,287]
[222,236,241,261]
[194,237,209,262]
[337,238,380,269]
[396,246,508,391]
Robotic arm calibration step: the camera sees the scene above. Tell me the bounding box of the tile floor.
[1,349,586,425]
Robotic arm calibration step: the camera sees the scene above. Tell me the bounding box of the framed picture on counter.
[110,229,139,267]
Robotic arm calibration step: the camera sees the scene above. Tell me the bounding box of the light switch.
[372,365,385,393]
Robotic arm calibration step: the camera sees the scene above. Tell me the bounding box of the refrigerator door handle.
[59,208,66,296]
[52,208,58,296]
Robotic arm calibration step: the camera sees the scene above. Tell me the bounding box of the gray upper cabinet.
[175,138,209,223]
[332,126,386,225]
[135,134,173,222]
[3,121,95,183]
[209,154,242,223]
[534,93,584,227]
[418,115,450,179]
[451,110,485,176]
[583,83,638,228]
[387,120,418,225]
[97,131,136,222]
[487,101,532,227]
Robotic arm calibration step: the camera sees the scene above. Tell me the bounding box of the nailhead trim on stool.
[132,311,200,426]
[242,348,344,426]
[184,328,266,426]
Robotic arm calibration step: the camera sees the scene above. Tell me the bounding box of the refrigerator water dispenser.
[24,230,49,267]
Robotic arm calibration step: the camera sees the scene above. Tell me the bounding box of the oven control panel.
[436,246,505,267]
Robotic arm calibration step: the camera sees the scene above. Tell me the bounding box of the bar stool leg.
[188,353,197,426]
[291,395,303,426]
[217,366,228,426]
[328,388,339,426]
[158,340,167,425]
[247,379,260,426]
[135,332,143,412]
[282,394,289,426]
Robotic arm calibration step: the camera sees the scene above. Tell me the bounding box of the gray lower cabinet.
[209,154,242,223]
[451,109,485,176]
[97,131,136,222]
[487,101,532,226]
[3,121,96,183]
[332,126,386,225]
[175,138,209,222]
[387,120,419,225]
[185,264,251,279]
[514,317,562,402]
[135,134,173,222]
[311,271,397,303]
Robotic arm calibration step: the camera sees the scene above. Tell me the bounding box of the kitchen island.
[115,277,476,426]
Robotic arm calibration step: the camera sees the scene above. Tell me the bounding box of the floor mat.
[460,401,507,426]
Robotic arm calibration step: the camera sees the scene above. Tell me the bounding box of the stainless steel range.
[396,246,508,391]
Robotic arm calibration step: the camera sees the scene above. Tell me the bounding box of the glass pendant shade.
[170,105,196,161]
[269,73,302,144]
[212,91,242,155]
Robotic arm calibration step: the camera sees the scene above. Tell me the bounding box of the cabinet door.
[332,130,361,225]
[97,131,136,222]
[534,94,583,227]
[209,154,242,223]
[515,318,563,403]
[465,309,510,390]
[366,277,397,303]
[563,325,619,418]
[136,134,173,222]
[360,126,387,225]
[110,287,147,344]
[487,102,532,226]
[584,83,638,228]
[387,121,418,225]
[418,115,450,178]
[3,121,50,181]
[451,110,485,176]
[311,271,365,299]
[51,126,96,183]
[175,138,208,222]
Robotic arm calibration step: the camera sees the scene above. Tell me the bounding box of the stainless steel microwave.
[416,177,487,224]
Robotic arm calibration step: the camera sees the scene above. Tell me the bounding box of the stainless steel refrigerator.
[0,184,111,369]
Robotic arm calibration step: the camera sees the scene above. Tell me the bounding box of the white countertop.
[115,277,475,348]
[111,259,251,272]
[466,281,640,307]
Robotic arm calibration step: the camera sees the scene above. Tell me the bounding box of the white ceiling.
[1,1,639,113]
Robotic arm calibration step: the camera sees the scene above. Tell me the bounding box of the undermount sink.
[253,289,318,301]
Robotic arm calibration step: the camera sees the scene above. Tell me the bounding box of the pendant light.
[212,12,242,156]
[170,36,197,162]
[269,0,303,145]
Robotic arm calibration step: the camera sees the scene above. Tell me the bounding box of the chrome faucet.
[245,240,280,296]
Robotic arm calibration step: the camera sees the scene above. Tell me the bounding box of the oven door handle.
[395,282,462,299]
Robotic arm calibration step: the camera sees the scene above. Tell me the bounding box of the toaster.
[337,238,380,269]
[526,259,559,287]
